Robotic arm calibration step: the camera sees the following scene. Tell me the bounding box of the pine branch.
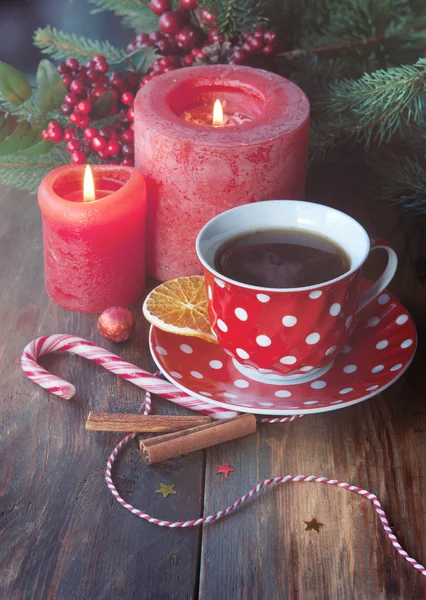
[0,148,69,194]
[33,26,126,63]
[201,0,268,34]
[88,0,157,33]
[319,58,426,146]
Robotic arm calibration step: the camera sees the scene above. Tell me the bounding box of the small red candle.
[134,64,310,281]
[38,164,147,313]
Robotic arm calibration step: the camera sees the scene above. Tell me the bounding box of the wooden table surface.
[1,169,425,600]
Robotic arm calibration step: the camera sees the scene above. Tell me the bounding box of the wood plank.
[0,186,203,600]
[200,168,426,599]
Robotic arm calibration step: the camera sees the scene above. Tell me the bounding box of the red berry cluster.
[42,56,138,165]
[126,0,280,82]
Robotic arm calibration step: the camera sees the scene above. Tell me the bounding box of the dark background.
[0,0,132,78]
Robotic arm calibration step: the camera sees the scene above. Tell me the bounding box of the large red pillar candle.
[134,64,310,281]
[38,164,147,312]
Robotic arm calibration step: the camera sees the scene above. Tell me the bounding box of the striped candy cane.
[21,335,236,419]
[105,436,426,576]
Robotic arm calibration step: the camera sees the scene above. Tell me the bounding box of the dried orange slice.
[143,276,218,344]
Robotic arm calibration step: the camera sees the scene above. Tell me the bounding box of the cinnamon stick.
[140,414,256,464]
[85,411,212,432]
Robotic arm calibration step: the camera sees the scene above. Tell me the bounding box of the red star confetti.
[216,463,235,477]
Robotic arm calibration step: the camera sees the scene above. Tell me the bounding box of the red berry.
[106,141,120,156]
[162,66,176,73]
[94,54,106,63]
[109,71,126,88]
[91,136,107,151]
[140,75,153,85]
[60,103,73,115]
[136,33,150,44]
[70,79,85,95]
[86,68,100,82]
[176,26,203,51]
[97,74,109,87]
[129,123,135,131]
[199,9,218,25]
[232,49,247,64]
[121,92,134,105]
[63,127,76,141]
[182,54,195,66]
[62,74,72,87]
[41,130,50,140]
[159,11,184,34]
[127,107,135,121]
[122,143,134,157]
[64,92,77,106]
[264,31,276,43]
[192,48,206,59]
[149,31,163,42]
[65,58,79,71]
[121,130,134,143]
[97,149,109,160]
[178,0,198,9]
[98,126,112,138]
[92,87,105,99]
[66,140,81,153]
[262,45,274,56]
[108,130,120,142]
[76,99,92,114]
[84,127,97,140]
[249,37,264,51]
[48,120,60,130]
[241,42,252,52]
[86,60,97,69]
[77,115,91,128]
[121,158,134,166]
[71,151,86,165]
[58,62,71,75]
[150,0,171,15]
[208,28,225,44]
[119,109,130,122]
[69,112,81,124]
[156,39,171,55]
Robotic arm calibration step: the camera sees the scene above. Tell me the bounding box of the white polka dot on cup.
[304,400,319,405]
[256,335,271,347]
[234,379,249,388]
[396,314,408,325]
[345,316,353,329]
[282,315,297,327]
[371,365,384,373]
[155,346,167,356]
[341,345,351,354]
[209,360,223,369]
[367,385,379,391]
[214,277,225,288]
[200,391,212,397]
[236,348,250,360]
[378,293,390,305]
[208,285,212,300]
[376,340,388,350]
[275,390,292,398]
[235,307,248,321]
[305,332,320,345]
[329,303,341,317]
[343,364,357,374]
[280,356,297,365]
[330,400,343,404]
[190,371,203,379]
[180,343,193,354]
[401,339,413,349]
[223,392,238,399]
[339,387,353,394]
[300,366,314,372]
[309,290,323,299]
[256,293,270,303]
[217,319,228,332]
[311,380,326,389]
[390,363,403,371]
[325,345,337,357]
[170,371,182,379]
[368,317,380,327]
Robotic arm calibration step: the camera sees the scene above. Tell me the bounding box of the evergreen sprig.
[0,148,69,193]
[201,0,268,34]
[88,0,157,33]
[321,58,426,146]
[33,26,126,62]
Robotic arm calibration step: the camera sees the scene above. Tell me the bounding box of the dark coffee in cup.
[215,228,350,288]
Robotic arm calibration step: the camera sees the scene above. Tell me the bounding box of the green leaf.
[18,139,54,157]
[35,60,67,113]
[0,61,32,106]
[90,92,114,120]
[0,121,40,156]
[0,116,7,144]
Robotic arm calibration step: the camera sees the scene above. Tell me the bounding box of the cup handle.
[358,237,398,311]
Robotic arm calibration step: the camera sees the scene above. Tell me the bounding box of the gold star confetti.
[303,517,323,533]
[155,483,177,498]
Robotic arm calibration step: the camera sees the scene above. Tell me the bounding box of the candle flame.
[83,165,95,202]
[213,99,224,127]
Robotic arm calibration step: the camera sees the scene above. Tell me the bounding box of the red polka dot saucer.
[149,282,416,415]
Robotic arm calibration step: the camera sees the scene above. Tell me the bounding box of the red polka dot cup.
[196,200,398,382]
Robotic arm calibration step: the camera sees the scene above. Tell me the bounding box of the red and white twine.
[21,334,425,577]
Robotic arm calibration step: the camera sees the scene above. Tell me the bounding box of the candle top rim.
[135,65,310,145]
